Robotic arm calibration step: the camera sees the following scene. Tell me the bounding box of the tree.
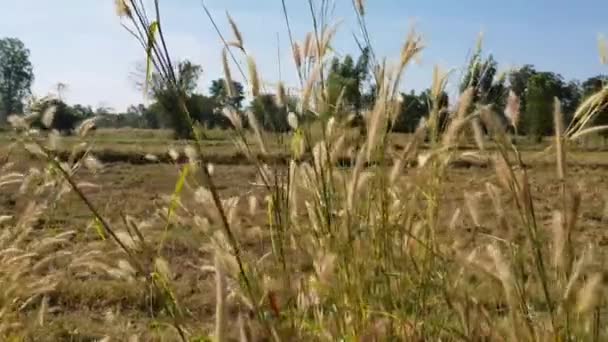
[31,99,82,133]
[187,94,225,129]
[461,52,507,113]
[508,65,537,101]
[144,102,165,129]
[509,66,582,138]
[250,94,290,132]
[392,91,427,133]
[148,60,204,138]
[523,72,566,139]
[0,38,34,121]
[72,104,95,118]
[392,89,449,133]
[209,78,245,110]
[326,47,371,116]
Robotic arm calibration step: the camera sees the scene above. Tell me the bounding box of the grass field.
[1,127,607,340]
[2,0,608,339]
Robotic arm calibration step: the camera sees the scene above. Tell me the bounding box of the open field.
[1,128,608,340]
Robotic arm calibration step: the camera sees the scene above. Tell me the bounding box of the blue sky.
[1,0,606,111]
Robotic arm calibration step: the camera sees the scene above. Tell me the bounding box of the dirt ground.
[1,150,607,340]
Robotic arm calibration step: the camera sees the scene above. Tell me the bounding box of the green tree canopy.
[148,60,204,138]
[209,78,245,110]
[326,47,371,116]
[460,52,507,113]
[0,38,34,120]
[250,94,290,132]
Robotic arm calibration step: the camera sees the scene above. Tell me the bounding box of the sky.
[1,0,607,112]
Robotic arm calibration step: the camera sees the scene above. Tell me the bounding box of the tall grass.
[1,0,608,340]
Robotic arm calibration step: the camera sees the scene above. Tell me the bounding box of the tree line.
[1,37,606,139]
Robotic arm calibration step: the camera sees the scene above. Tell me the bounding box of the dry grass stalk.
[390,118,426,184]
[347,143,367,211]
[214,252,228,342]
[554,98,566,180]
[222,49,236,98]
[301,61,323,113]
[464,191,483,227]
[563,246,592,302]
[442,88,474,148]
[551,211,566,270]
[471,118,485,151]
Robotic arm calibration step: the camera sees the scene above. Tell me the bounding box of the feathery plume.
[400,28,424,68]
[471,118,485,151]
[576,273,604,313]
[76,117,97,137]
[222,49,235,97]
[292,42,302,69]
[247,55,260,97]
[154,257,172,280]
[226,12,244,49]
[114,0,132,18]
[83,155,103,172]
[276,82,287,108]
[194,187,213,205]
[504,90,521,132]
[223,107,243,129]
[168,148,179,161]
[41,105,56,128]
[302,33,312,61]
[563,246,593,301]
[287,112,299,130]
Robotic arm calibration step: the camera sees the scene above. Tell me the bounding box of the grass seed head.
[41,105,56,128]
[292,42,302,69]
[276,82,287,108]
[505,90,521,130]
[222,107,243,130]
[247,55,260,97]
[114,0,132,18]
[83,155,103,172]
[287,112,299,130]
[226,12,244,50]
[576,273,604,314]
